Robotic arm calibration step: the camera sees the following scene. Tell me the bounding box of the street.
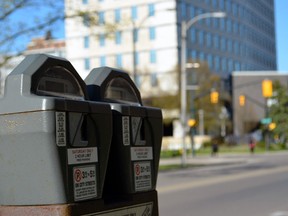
[157,153,288,216]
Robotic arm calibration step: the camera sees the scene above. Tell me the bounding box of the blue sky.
[275,0,288,71]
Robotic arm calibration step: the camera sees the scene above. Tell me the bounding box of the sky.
[274,0,288,72]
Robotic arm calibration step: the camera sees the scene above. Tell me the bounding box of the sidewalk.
[159,154,255,167]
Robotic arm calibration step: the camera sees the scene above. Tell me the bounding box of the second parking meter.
[85,67,163,198]
[0,54,112,205]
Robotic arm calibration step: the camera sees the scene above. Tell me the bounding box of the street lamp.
[180,12,226,166]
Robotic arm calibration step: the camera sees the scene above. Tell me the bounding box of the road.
[157,153,288,216]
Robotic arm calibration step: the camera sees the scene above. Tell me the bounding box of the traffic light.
[187,118,196,127]
[262,79,273,98]
[210,90,219,104]
[239,95,245,106]
[269,122,276,130]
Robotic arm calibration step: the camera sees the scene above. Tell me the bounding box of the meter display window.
[104,77,140,104]
[34,66,85,99]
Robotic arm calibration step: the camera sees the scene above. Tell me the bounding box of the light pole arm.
[186,12,226,31]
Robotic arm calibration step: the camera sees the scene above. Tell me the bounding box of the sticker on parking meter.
[131,147,153,161]
[134,161,152,192]
[68,147,98,165]
[122,116,130,146]
[56,112,66,146]
[73,165,97,201]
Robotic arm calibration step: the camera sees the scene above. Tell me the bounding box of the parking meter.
[85,67,163,198]
[0,54,112,205]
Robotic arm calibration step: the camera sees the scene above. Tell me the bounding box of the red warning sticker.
[134,161,152,192]
[73,165,97,201]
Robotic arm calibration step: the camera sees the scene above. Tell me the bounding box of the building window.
[116,54,122,67]
[191,29,196,43]
[150,50,156,63]
[213,19,219,28]
[228,40,232,52]
[99,11,105,24]
[199,52,205,61]
[84,58,90,70]
[115,9,121,23]
[148,4,155,16]
[198,31,204,45]
[131,6,137,20]
[150,73,158,87]
[207,54,213,68]
[133,29,138,42]
[149,27,156,40]
[220,19,225,30]
[228,59,233,71]
[100,56,106,66]
[191,50,197,59]
[221,38,226,51]
[99,34,105,47]
[215,56,220,70]
[206,33,212,47]
[135,52,139,65]
[135,75,141,87]
[233,3,238,16]
[115,31,122,44]
[233,22,238,34]
[227,20,232,32]
[190,6,195,18]
[213,35,219,49]
[221,58,226,71]
[219,0,224,10]
[181,2,186,18]
[83,14,91,27]
[226,1,231,12]
[205,17,211,27]
[84,36,89,48]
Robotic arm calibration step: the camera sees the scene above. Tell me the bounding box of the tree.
[0,0,117,68]
[268,81,288,143]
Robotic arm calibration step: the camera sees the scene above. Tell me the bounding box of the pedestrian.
[211,140,219,157]
[249,138,256,154]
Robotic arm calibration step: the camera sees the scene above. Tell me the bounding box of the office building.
[65,0,277,140]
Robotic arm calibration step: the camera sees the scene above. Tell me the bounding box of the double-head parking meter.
[85,67,162,198]
[0,54,162,216]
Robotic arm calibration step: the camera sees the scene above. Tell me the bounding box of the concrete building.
[0,33,66,94]
[25,32,66,57]
[232,71,288,136]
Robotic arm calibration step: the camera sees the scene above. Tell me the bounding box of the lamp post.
[180,12,226,166]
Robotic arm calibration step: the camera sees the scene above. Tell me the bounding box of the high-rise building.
[65,0,276,91]
[65,0,277,140]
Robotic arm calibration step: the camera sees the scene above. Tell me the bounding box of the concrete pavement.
[159,153,259,167]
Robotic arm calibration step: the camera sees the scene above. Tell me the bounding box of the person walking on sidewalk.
[249,137,256,154]
[211,139,219,157]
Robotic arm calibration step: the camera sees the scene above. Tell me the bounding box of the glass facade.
[179,0,277,78]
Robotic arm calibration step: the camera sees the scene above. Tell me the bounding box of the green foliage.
[150,94,180,110]
[268,81,288,142]
[160,150,182,158]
